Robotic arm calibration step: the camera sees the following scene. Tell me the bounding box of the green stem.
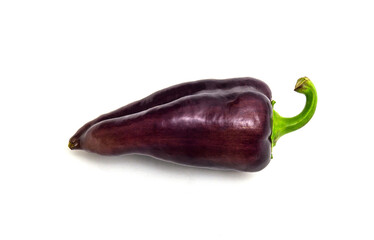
[271,77,317,147]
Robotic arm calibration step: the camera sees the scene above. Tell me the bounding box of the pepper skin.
[69,77,271,148]
[69,77,317,172]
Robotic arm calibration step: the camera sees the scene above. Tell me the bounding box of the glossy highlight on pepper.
[69,77,317,172]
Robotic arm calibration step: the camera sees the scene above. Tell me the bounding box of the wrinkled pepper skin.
[69,77,317,172]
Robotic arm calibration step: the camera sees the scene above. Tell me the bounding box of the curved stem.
[271,77,317,147]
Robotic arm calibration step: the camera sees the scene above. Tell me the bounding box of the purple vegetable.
[69,77,317,172]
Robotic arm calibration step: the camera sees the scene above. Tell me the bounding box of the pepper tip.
[68,137,80,150]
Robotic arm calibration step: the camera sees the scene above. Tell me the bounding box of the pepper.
[69,76,317,172]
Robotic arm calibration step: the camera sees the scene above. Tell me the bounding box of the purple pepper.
[69,76,317,172]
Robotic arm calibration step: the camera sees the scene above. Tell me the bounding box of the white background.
[1,1,373,239]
